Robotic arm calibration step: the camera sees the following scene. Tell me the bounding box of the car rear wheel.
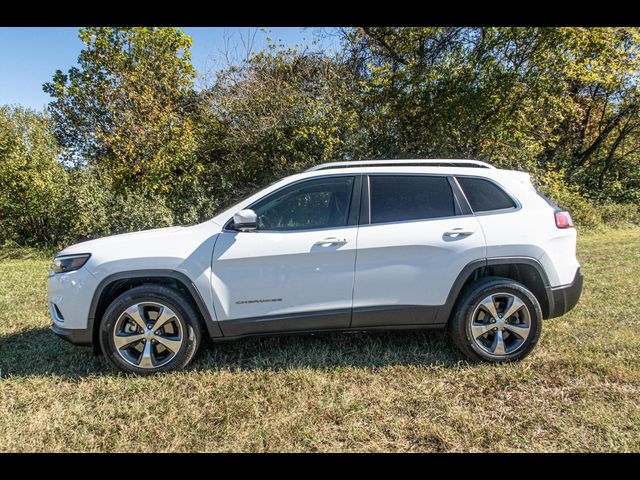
[449,277,542,362]
[99,285,202,374]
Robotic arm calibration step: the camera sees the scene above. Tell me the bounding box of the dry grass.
[0,227,639,452]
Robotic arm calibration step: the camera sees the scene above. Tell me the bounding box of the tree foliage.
[0,107,69,246]
[195,45,364,210]
[0,106,175,247]
[341,27,640,203]
[43,27,199,195]
[3,27,640,248]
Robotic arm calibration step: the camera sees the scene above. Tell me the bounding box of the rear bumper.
[50,323,93,346]
[546,268,583,319]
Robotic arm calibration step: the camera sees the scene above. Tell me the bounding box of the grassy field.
[0,228,639,452]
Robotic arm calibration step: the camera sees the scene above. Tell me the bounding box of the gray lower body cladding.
[219,305,442,338]
[50,323,93,346]
[546,268,583,319]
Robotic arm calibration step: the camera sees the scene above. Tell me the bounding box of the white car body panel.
[51,221,223,330]
[211,225,358,322]
[352,215,485,309]
[466,171,578,286]
[47,266,100,330]
[47,161,582,340]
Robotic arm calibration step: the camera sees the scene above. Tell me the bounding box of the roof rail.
[306,159,495,172]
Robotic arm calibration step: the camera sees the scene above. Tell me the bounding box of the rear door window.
[369,175,456,224]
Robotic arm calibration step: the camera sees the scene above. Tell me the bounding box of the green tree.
[43,27,199,196]
[196,45,364,210]
[0,107,69,246]
[340,27,640,201]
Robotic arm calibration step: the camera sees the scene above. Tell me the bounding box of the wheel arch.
[437,257,554,324]
[88,269,222,354]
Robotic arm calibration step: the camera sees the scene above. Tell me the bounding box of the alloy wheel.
[469,292,531,356]
[112,302,184,369]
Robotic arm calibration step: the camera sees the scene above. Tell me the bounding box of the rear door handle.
[315,237,348,245]
[444,228,475,237]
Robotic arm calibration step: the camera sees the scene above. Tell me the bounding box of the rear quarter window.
[456,177,517,212]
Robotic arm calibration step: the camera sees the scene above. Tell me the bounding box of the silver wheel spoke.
[471,322,495,339]
[138,340,155,369]
[125,304,146,331]
[154,335,182,353]
[470,292,532,357]
[490,329,506,355]
[152,306,177,333]
[502,296,525,320]
[114,301,184,370]
[504,323,530,341]
[479,295,500,320]
[113,333,145,350]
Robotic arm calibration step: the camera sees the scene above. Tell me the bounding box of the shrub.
[0,107,70,246]
[0,107,176,249]
[61,169,175,246]
[597,202,640,227]
[531,168,603,228]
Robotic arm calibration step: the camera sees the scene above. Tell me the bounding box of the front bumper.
[47,267,98,329]
[47,266,99,347]
[50,323,93,346]
[547,268,583,319]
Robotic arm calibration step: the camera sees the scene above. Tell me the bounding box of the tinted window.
[457,177,516,212]
[251,176,355,231]
[369,175,456,224]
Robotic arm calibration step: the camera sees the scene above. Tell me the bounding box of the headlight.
[50,254,91,275]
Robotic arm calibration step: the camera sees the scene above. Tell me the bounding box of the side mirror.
[232,209,257,232]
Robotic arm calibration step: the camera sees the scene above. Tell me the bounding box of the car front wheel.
[449,277,543,362]
[99,284,202,374]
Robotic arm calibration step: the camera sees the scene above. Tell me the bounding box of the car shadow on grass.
[0,327,464,378]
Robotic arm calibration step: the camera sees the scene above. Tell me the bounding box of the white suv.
[48,160,583,374]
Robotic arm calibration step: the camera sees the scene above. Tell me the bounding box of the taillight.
[555,211,574,229]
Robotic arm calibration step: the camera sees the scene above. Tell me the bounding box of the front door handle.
[315,237,348,245]
[444,228,475,237]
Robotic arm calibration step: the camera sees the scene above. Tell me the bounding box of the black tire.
[99,284,202,375]
[449,276,542,362]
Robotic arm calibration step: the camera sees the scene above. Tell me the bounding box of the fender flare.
[435,256,553,324]
[88,269,223,350]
